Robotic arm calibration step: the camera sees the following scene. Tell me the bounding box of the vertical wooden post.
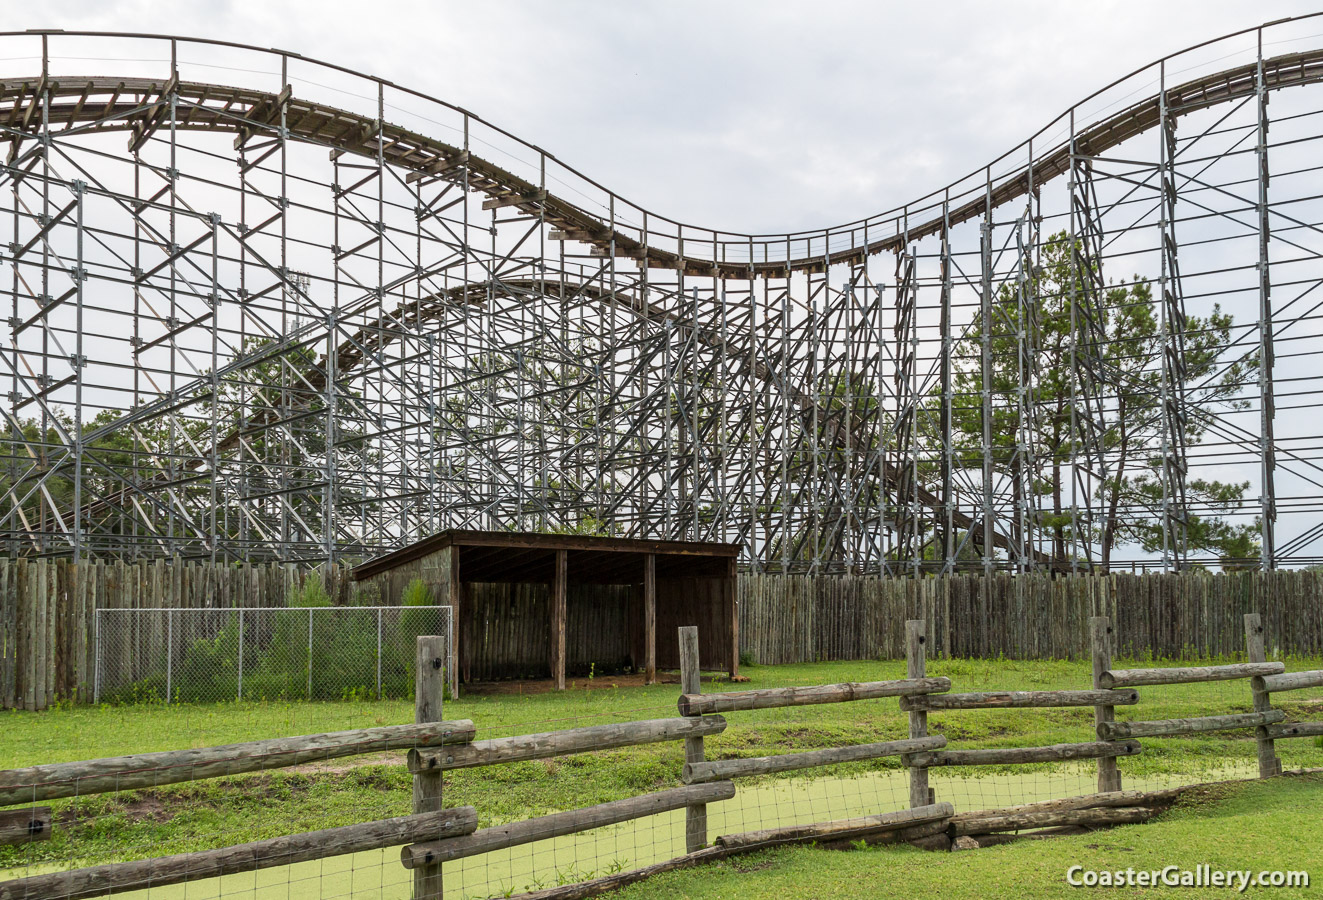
[905,619,931,808]
[678,626,707,851]
[1090,616,1122,792]
[643,554,656,685]
[448,548,462,700]
[551,550,567,691]
[726,557,739,678]
[1245,613,1281,777]
[413,635,446,900]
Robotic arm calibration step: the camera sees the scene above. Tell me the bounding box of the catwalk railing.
[6,560,1323,709]
[3,621,1322,900]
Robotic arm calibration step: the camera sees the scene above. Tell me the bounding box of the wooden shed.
[350,530,741,689]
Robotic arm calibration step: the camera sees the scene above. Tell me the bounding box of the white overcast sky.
[20,1,1323,234]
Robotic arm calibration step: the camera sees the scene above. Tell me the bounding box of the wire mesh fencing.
[93,606,455,704]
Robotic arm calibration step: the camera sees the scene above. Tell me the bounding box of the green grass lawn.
[3,656,1322,898]
[616,774,1323,899]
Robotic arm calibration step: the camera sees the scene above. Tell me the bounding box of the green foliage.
[934,230,1260,568]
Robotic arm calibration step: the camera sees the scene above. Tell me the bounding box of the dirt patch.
[463,672,713,695]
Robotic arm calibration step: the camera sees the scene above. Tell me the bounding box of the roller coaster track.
[3,22,1323,568]
[4,47,1322,277]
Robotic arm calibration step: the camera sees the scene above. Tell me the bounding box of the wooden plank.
[715,802,953,850]
[1101,662,1284,689]
[402,782,735,868]
[0,807,477,900]
[685,736,945,784]
[903,741,1142,768]
[679,676,950,716]
[410,717,727,772]
[0,720,475,805]
[901,689,1139,711]
[1099,711,1284,740]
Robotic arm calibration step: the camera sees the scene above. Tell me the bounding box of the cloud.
[19,1,1320,231]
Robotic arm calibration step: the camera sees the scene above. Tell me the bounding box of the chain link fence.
[93,606,454,704]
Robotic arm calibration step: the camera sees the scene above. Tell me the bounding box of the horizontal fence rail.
[902,741,1143,768]
[0,720,475,805]
[407,716,727,773]
[1099,662,1285,689]
[682,737,947,784]
[401,783,736,869]
[0,808,479,900]
[900,689,1140,711]
[678,677,951,716]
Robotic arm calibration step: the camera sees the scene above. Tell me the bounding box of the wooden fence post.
[1090,616,1122,792]
[905,619,933,808]
[1245,613,1282,777]
[413,635,447,899]
[678,626,707,851]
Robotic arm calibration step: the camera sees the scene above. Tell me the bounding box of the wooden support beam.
[449,547,462,699]
[409,716,727,773]
[684,736,945,784]
[1099,711,1284,741]
[904,741,1141,768]
[481,189,546,210]
[715,802,954,851]
[1100,662,1284,689]
[901,689,1139,711]
[552,550,567,690]
[0,720,475,805]
[401,782,734,868]
[0,808,478,900]
[726,556,739,678]
[643,554,656,685]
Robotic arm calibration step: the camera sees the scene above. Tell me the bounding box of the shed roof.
[350,529,740,584]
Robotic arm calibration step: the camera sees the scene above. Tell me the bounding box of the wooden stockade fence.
[3,619,1323,900]
[6,559,1323,709]
[739,569,1323,664]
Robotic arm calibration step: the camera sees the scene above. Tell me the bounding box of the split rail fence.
[3,612,1323,900]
